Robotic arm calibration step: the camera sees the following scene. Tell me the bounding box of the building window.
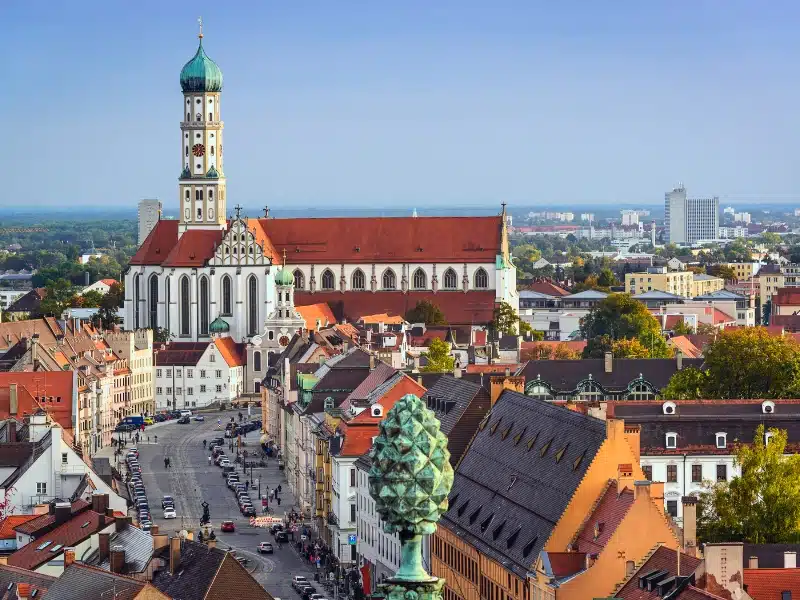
[413,268,427,289]
[716,432,727,449]
[200,385,206,393]
[350,503,356,523]
[61,453,68,465]
[166,369,172,377]
[443,268,458,289]
[666,432,677,449]
[36,482,46,495]
[200,370,206,378]
[691,464,702,483]
[382,269,396,290]
[216,385,222,393]
[176,388,182,396]
[294,270,305,290]
[474,267,489,289]
[209,354,215,362]
[133,274,141,330]
[667,464,678,482]
[321,269,335,291]
[247,275,258,336]
[199,276,209,335]
[221,275,232,315]
[666,500,677,518]
[215,370,222,378]
[148,274,158,328]
[156,369,162,377]
[350,468,356,487]
[254,382,261,393]
[187,369,193,378]
[351,269,366,290]
[642,465,652,480]
[187,387,194,395]
[156,387,162,394]
[254,351,262,372]
[166,387,172,394]
[179,276,191,336]
[716,464,727,481]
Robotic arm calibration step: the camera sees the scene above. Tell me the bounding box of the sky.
[3,1,800,210]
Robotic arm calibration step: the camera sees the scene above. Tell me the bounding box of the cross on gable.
[234,204,243,218]
[263,206,270,218]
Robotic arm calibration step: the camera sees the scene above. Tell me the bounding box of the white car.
[163,508,177,519]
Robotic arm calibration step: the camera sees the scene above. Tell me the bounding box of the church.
[123,30,518,393]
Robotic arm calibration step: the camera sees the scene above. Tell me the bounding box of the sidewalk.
[237,429,296,518]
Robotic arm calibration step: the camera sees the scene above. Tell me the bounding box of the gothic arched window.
[382,269,396,290]
[351,269,366,290]
[321,269,335,291]
[294,270,305,290]
[199,277,209,336]
[254,351,262,372]
[221,275,232,315]
[179,276,190,336]
[133,274,141,330]
[443,268,458,290]
[164,278,170,332]
[474,268,489,289]
[148,274,158,329]
[247,275,258,336]
[412,268,427,290]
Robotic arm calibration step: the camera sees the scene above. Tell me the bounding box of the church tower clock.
[178,20,226,235]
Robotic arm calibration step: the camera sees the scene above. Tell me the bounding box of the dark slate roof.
[0,564,56,597]
[615,545,704,600]
[422,375,484,436]
[15,499,91,536]
[743,543,800,569]
[611,400,800,454]
[154,342,208,366]
[441,390,607,576]
[518,358,705,392]
[42,564,144,600]
[6,289,44,313]
[89,523,154,573]
[498,335,520,351]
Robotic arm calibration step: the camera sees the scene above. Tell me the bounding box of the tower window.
[196,98,201,104]
[209,189,213,200]
[185,189,190,200]
[197,208,202,220]
[321,269,335,291]
[196,112,202,121]
[196,133,201,139]
[185,147,189,157]
[382,269,397,290]
[210,146,215,156]
[209,112,213,121]
[294,270,305,290]
[186,112,190,121]
[351,269,366,290]
[413,268,427,289]
[443,268,457,289]
[209,208,214,219]
[196,164,201,170]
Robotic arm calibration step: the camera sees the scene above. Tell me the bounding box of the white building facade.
[138,199,163,245]
[665,185,720,244]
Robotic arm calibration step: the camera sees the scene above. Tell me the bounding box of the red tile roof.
[546,552,587,578]
[744,568,800,600]
[162,228,225,267]
[574,481,635,553]
[98,279,118,286]
[297,303,337,331]
[523,281,571,296]
[349,376,426,424]
[0,515,38,540]
[129,219,179,265]
[295,291,496,325]
[464,364,521,374]
[8,510,113,570]
[154,342,209,366]
[214,337,245,368]
[0,372,75,431]
[263,216,501,263]
[15,500,90,535]
[669,335,703,359]
[713,309,736,325]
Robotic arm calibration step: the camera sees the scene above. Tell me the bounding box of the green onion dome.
[209,316,230,334]
[275,268,295,287]
[180,38,223,93]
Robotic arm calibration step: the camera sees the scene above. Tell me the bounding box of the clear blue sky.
[3,1,800,210]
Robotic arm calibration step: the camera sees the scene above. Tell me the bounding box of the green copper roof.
[180,165,191,179]
[275,268,294,286]
[180,39,223,93]
[209,316,230,333]
[206,165,220,178]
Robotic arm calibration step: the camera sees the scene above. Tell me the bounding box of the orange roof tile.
[669,335,703,359]
[744,568,800,600]
[297,303,336,331]
[339,425,379,457]
[214,337,245,368]
[0,515,38,540]
[713,308,736,325]
[359,313,406,325]
[334,323,360,340]
[246,218,279,263]
[465,364,521,373]
[349,376,426,425]
[129,220,179,265]
[99,279,118,286]
[163,228,224,268]
[0,372,75,431]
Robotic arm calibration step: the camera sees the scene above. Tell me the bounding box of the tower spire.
[198,16,203,39]
[282,248,287,268]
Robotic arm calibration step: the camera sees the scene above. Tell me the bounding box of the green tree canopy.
[38,279,76,317]
[405,300,447,326]
[698,425,800,543]
[96,282,124,330]
[579,293,671,358]
[421,338,455,372]
[662,328,800,399]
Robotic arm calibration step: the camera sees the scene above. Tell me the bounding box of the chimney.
[749,556,759,569]
[91,492,109,516]
[54,502,71,525]
[63,548,75,568]
[9,384,17,418]
[604,351,612,373]
[634,480,651,500]
[413,355,420,373]
[110,545,126,574]
[785,552,797,569]
[115,516,130,532]
[681,496,698,555]
[7,421,15,443]
[369,354,375,371]
[150,524,159,535]
[16,583,30,600]
[677,350,683,371]
[31,334,39,368]
[453,366,461,379]
[98,531,111,563]
[416,376,423,386]
[617,464,635,492]
[152,533,169,552]
[504,367,511,377]
[106,507,114,518]
[169,536,181,575]
[207,538,217,549]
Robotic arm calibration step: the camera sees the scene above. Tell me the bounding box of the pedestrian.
[154,435,158,444]
[147,435,150,443]
[277,496,281,506]
[277,484,282,493]
[164,457,168,469]
[208,456,212,465]
[246,480,250,491]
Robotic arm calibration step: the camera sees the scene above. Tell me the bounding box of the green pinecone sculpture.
[368,393,454,537]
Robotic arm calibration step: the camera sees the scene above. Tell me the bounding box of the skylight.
[81,521,90,528]
[522,536,539,558]
[490,418,502,435]
[50,544,63,553]
[507,526,522,549]
[36,541,52,551]
[540,438,552,457]
[469,507,481,525]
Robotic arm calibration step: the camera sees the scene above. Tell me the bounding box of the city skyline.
[4,1,800,208]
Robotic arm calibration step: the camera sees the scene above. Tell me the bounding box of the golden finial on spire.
[282,248,287,267]
[198,16,204,39]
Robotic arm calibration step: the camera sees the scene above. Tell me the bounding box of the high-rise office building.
[138,199,162,244]
[664,185,719,244]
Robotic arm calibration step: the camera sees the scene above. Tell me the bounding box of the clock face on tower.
[192,143,205,157]
[279,336,290,347]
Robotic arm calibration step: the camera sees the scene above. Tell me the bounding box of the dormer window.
[371,405,384,418]
[324,397,334,411]
[666,432,677,449]
[716,432,727,449]
[762,401,775,414]
[662,401,676,415]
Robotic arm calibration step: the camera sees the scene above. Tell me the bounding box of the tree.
[96,282,124,330]
[421,338,455,372]
[153,327,171,344]
[491,302,527,336]
[662,328,800,399]
[580,294,671,358]
[552,343,581,359]
[38,279,75,317]
[672,318,695,335]
[405,300,447,326]
[696,323,719,336]
[698,425,800,543]
[707,265,737,281]
[611,338,652,358]
[760,232,782,248]
[78,290,105,308]
[597,268,616,288]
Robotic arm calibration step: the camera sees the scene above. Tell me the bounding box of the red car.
[221,521,235,533]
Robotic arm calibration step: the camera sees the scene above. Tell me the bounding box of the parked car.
[194,415,205,422]
[292,577,309,590]
[178,416,190,424]
[258,542,273,554]
[144,417,155,426]
[162,495,174,508]
[221,521,235,533]
[241,505,256,517]
[163,507,177,519]
[270,523,284,535]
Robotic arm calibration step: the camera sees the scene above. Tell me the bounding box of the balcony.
[326,511,339,526]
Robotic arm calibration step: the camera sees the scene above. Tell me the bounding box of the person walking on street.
[208,456,212,465]
[164,457,169,469]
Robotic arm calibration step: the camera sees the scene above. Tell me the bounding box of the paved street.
[111,410,316,596]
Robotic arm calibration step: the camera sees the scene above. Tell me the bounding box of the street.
[128,410,317,596]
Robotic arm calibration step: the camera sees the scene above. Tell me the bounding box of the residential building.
[0,515,37,553]
[154,338,244,410]
[704,541,800,600]
[79,279,118,296]
[0,564,56,597]
[666,257,685,271]
[520,355,703,402]
[625,269,723,297]
[580,213,594,223]
[664,185,720,244]
[137,199,162,245]
[633,290,687,309]
[694,289,756,326]
[433,389,679,600]
[621,210,639,226]
[613,545,719,600]
[4,290,46,322]
[653,303,737,330]
[718,225,748,239]
[758,264,785,307]
[0,291,25,311]
[104,329,155,418]
[691,273,726,296]
[42,562,166,600]
[734,211,751,224]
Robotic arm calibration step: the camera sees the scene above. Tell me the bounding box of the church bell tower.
[178,19,227,235]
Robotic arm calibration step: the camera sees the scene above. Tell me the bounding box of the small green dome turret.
[209,316,230,334]
[206,165,220,179]
[275,268,294,287]
[180,37,223,93]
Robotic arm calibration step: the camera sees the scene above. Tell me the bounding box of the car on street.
[163,507,177,519]
[292,577,309,590]
[178,416,190,424]
[221,521,235,533]
[144,417,155,426]
[162,495,174,508]
[270,523,284,535]
[299,584,316,596]
[276,531,289,543]
[258,541,273,554]
[194,415,205,422]
[241,506,256,517]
